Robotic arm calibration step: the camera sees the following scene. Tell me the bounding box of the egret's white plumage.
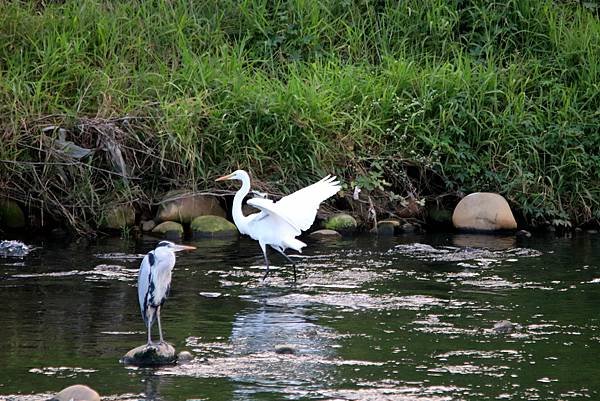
[216,170,340,280]
[137,241,196,344]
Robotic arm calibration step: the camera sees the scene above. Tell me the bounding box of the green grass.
[1,0,599,232]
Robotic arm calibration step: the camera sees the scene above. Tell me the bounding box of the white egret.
[137,240,196,345]
[216,169,340,281]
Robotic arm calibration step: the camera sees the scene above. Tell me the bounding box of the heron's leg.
[147,319,152,345]
[157,306,164,344]
[276,250,297,282]
[260,242,270,280]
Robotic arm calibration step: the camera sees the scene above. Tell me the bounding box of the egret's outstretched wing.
[137,251,154,324]
[247,175,340,233]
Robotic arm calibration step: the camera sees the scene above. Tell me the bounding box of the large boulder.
[0,199,25,229]
[152,221,184,240]
[102,204,135,229]
[157,192,225,223]
[52,385,100,401]
[452,193,517,232]
[121,342,176,366]
[323,213,357,233]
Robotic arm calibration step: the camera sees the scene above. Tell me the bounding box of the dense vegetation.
[1,0,599,233]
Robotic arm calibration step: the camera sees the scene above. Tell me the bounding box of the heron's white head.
[156,241,196,252]
[215,169,249,182]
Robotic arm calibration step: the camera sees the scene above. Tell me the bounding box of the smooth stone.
[309,229,342,239]
[323,213,357,233]
[52,384,100,401]
[0,199,25,228]
[177,351,194,364]
[102,205,135,229]
[121,342,176,366]
[376,220,399,236]
[452,192,517,232]
[191,215,238,238]
[516,229,532,238]
[157,192,225,223]
[152,221,184,240]
[141,219,156,232]
[274,344,297,355]
[493,320,518,334]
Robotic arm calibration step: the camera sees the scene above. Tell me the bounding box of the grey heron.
[216,169,340,281]
[137,240,196,345]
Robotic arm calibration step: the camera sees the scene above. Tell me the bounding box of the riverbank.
[1,1,599,235]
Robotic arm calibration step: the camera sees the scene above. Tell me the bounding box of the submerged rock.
[452,192,517,232]
[157,192,225,223]
[102,204,135,229]
[0,240,33,258]
[191,215,238,238]
[152,221,184,240]
[177,351,194,364]
[0,199,25,229]
[324,213,357,233]
[274,344,298,355]
[52,384,100,401]
[492,320,520,334]
[309,229,342,239]
[121,342,176,366]
[516,229,532,238]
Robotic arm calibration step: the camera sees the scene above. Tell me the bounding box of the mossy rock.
[152,221,184,240]
[102,205,135,229]
[191,215,238,238]
[323,213,357,233]
[0,199,25,229]
[121,342,176,366]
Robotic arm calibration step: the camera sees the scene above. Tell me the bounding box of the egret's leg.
[157,307,164,344]
[260,242,270,280]
[276,250,297,282]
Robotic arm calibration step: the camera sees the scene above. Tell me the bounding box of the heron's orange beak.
[172,244,196,252]
[215,173,234,182]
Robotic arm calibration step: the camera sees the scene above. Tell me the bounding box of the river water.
[0,232,599,400]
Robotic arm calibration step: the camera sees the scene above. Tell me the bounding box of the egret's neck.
[232,175,251,232]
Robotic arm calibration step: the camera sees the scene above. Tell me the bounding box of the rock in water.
[157,192,225,223]
[324,213,357,233]
[191,215,238,238]
[493,320,519,334]
[452,193,517,232]
[274,344,297,355]
[177,351,194,363]
[0,240,33,257]
[309,229,342,239]
[0,199,25,229]
[121,342,176,366]
[376,220,400,236]
[152,221,184,240]
[52,384,100,401]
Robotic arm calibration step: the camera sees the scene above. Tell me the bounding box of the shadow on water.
[0,232,599,400]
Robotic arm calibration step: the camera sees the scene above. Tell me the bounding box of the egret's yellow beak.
[215,173,234,182]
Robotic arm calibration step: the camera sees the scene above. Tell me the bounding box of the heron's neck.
[232,177,251,231]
